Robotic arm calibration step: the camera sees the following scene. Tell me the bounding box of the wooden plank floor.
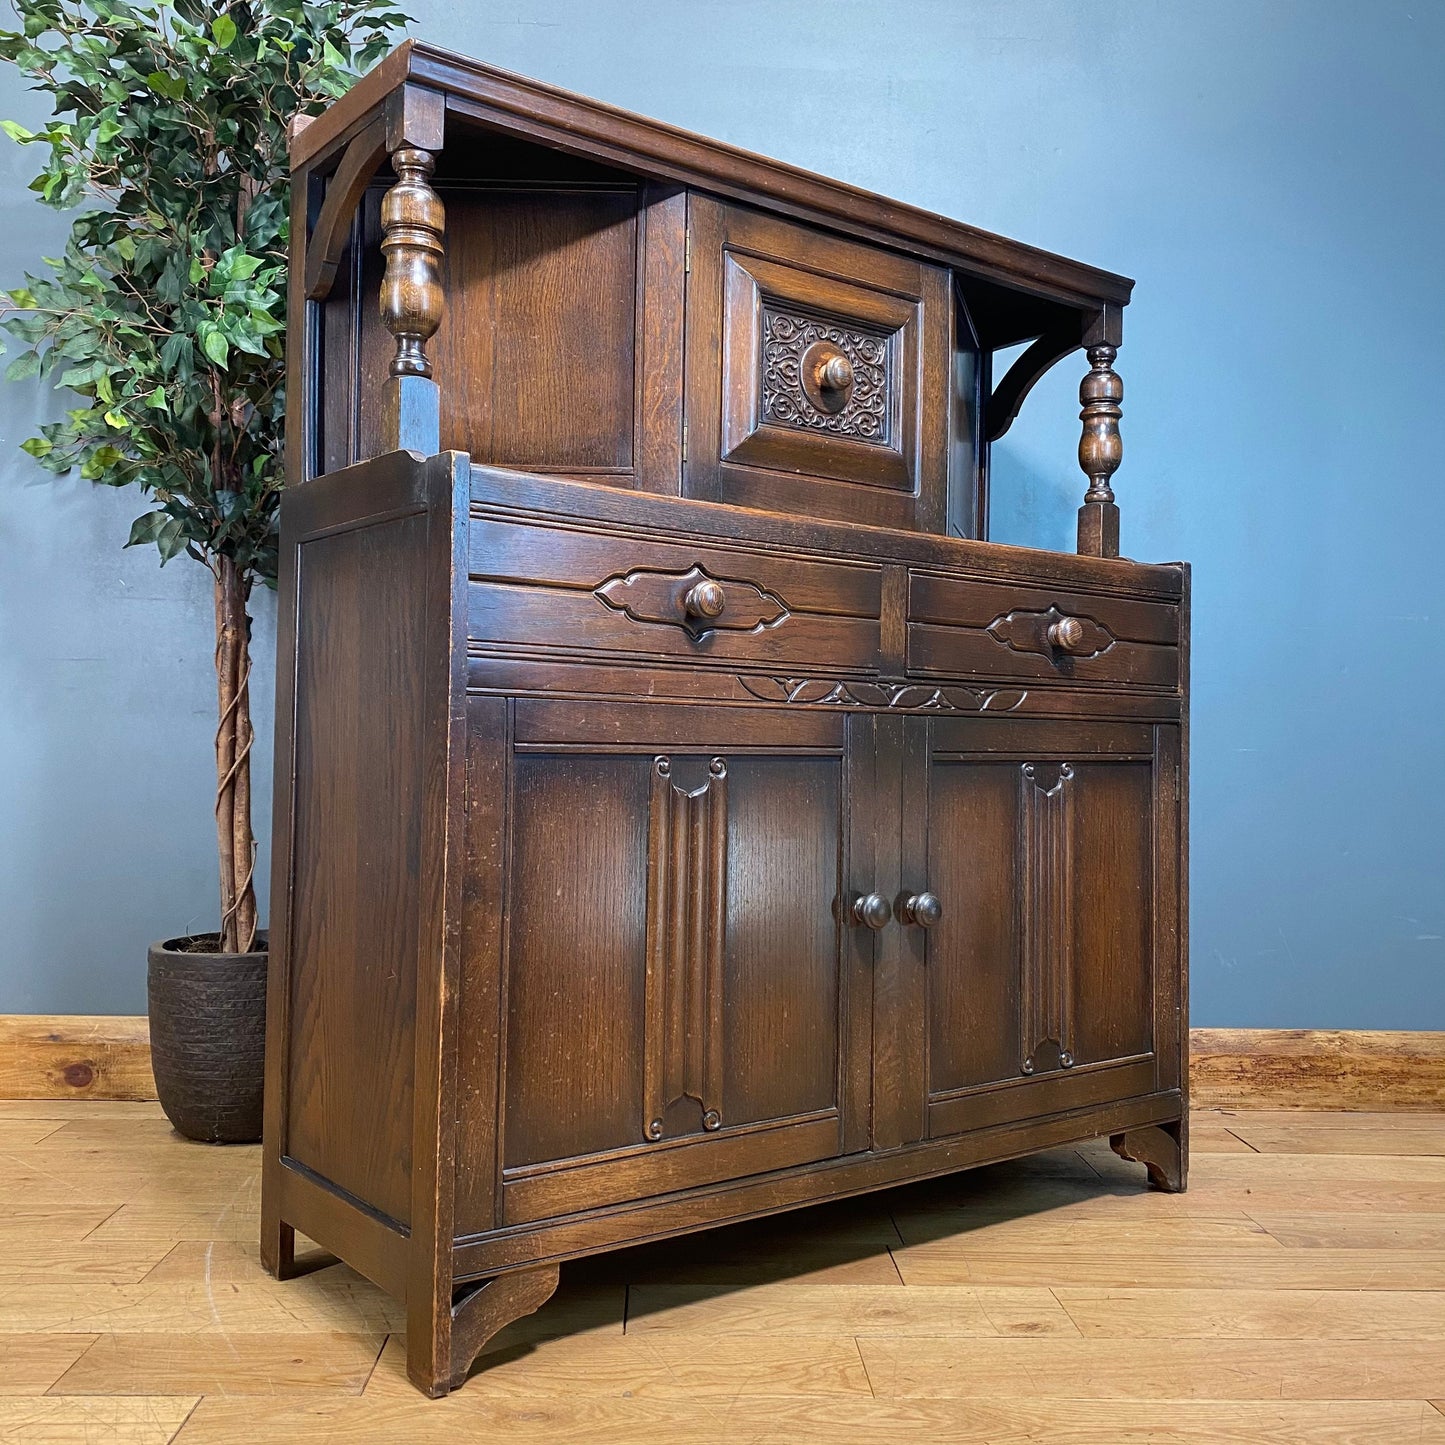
[3,1103,1445,1442]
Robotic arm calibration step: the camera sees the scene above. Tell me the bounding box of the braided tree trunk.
[213,553,258,954]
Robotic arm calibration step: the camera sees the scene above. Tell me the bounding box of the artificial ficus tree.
[1,0,408,953]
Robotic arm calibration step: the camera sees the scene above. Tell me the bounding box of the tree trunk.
[214,554,258,954]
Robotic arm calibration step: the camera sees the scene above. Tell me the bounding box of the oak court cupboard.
[261,40,1190,1398]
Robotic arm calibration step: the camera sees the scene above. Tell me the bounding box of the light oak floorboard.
[1225,1121,1445,1155]
[0,1397,198,1444]
[0,1337,96,1395]
[856,1336,1445,1399]
[167,1395,1445,1444]
[0,1240,175,1285]
[6,1103,1445,1437]
[625,1282,1079,1336]
[0,1101,165,1121]
[362,1331,873,1399]
[893,1246,1445,1289]
[48,1332,386,1396]
[1210,1110,1445,1131]
[1250,1210,1445,1250]
[1053,1286,1445,1338]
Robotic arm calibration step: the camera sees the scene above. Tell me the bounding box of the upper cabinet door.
[899,717,1181,1138]
[486,700,876,1227]
[683,197,954,531]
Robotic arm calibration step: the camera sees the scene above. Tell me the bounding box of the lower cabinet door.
[904,717,1178,1137]
[495,701,873,1224]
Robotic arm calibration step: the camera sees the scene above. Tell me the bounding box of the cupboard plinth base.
[1110,1119,1188,1192]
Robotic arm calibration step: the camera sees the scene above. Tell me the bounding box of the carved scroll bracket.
[986,327,1082,443]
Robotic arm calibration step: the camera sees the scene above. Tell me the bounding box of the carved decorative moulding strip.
[595,564,789,639]
[643,756,727,1142]
[738,676,1027,713]
[760,307,893,445]
[988,605,1115,661]
[1020,761,1075,1076]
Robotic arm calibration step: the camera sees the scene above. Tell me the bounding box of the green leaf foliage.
[0,0,411,584]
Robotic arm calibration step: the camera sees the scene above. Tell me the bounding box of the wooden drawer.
[908,571,1180,690]
[468,516,883,672]
[683,197,952,531]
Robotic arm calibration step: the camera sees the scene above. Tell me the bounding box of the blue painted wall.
[1,0,1440,1023]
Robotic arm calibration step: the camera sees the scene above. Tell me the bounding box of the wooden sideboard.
[262,40,1189,1398]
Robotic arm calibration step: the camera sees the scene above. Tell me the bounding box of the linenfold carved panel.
[643,757,727,1141]
[1020,762,1075,1076]
[739,676,1027,713]
[760,307,892,444]
[595,564,789,638]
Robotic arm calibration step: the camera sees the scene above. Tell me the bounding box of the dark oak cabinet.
[263,42,1189,1398]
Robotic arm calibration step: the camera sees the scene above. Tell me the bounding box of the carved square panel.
[721,249,918,492]
[758,305,895,448]
[684,197,951,531]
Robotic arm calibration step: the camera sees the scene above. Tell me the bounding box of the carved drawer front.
[908,572,1180,690]
[684,196,951,530]
[468,514,883,674]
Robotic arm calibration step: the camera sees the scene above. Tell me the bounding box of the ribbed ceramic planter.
[147,933,267,1144]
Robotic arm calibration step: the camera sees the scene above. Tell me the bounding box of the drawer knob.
[815,351,854,393]
[1046,616,1087,653]
[801,342,855,414]
[899,891,943,928]
[850,892,892,930]
[683,579,726,620]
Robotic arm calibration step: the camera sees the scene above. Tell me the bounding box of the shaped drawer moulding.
[594,563,790,640]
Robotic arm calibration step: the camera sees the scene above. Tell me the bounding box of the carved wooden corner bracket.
[985,326,1082,443]
[442,1264,561,1395]
[1110,1120,1188,1192]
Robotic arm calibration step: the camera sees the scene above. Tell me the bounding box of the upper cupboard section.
[312,142,982,535]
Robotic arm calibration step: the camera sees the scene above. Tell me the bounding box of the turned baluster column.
[1076,340,1123,558]
[378,89,446,454]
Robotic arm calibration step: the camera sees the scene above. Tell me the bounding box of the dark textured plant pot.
[147,932,268,1144]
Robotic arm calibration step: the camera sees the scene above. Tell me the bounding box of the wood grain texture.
[0,1335,96,1394]
[48,1332,386,1396]
[0,1398,199,1443]
[7,1105,1445,1438]
[0,1015,154,1100]
[1192,1029,1445,1110]
[168,1397,1445,1445]
[21,1019,1421,1112]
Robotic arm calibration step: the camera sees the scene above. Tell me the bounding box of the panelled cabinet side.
[260,449,469,1313]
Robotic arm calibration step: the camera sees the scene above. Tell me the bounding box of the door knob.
[899,891,943,928]
[850,892,892,930]
[683,579,726,620]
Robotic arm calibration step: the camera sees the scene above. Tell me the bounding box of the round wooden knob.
[683,580,726,619]
[850,892,892,930]
[815,351,854,393]
[1046,616,1086,653]
[900,892,942,928]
